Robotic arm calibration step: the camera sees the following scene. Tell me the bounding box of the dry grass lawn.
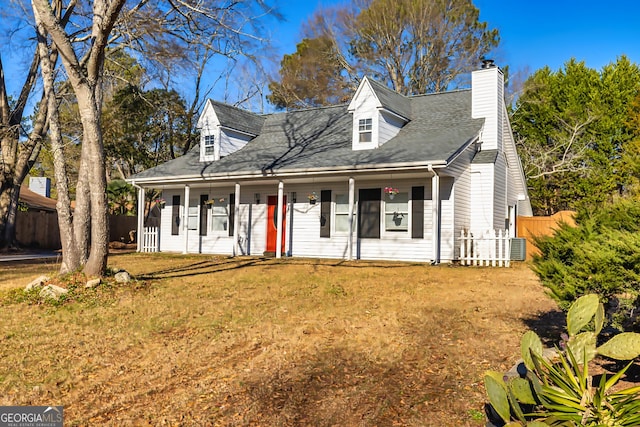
[0,254,561,426]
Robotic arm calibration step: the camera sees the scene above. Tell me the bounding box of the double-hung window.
[204,134,215,156]
[358,118,372,143]
[334,194,352,233]
[384,192,409,232]
[210,198,229,232]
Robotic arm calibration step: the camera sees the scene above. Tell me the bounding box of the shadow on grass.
[237,345,447,426]
[521,309,566,346]
[136,255,425,281]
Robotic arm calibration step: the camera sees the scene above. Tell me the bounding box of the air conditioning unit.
[510,238,527,261]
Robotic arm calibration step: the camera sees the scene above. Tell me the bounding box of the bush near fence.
[517,211,576,259]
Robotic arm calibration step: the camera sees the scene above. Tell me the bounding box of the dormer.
[196,100,265,162]
[347,77,411,151]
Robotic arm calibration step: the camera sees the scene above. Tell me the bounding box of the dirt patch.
[0,255,568,426]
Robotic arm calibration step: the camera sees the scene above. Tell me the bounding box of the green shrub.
[532,198,640,329]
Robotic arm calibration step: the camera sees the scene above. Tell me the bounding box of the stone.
[85,278,101,288]
[39,284,68,300]
[25,275,50,291]
[114,271,132,283]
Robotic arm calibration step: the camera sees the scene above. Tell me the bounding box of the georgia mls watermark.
[0,406,63,427]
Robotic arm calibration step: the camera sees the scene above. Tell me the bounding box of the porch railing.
[458,229,511,267]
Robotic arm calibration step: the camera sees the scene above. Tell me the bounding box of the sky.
[4,1,640,104]
[271,0,640,79]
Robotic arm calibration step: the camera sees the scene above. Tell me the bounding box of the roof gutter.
[126,159,449,186]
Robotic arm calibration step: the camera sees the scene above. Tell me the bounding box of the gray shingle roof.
[367,78,412,119]
[472,149,499,164]
[209,100,265,135]
[131,89,483,182]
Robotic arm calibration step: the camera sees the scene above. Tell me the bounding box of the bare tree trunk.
[35,15,81,273]
[32,0,126,276]
[76,86,109,276]
[74,158,91,265]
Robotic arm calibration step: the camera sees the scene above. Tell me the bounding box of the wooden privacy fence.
[458,229,511,267]
[142,227,159,252]
[16,211,139,249]
[517,211,576,259]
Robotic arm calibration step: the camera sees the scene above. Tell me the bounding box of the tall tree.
[267,36,354,109]
[31,0,278,276]
[268,0,499,109]
[512,57,640,215]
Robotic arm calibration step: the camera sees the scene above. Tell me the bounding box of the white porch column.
[183,184,190,254]
[233,182,241,256]
[347,177,355,261]
[135,183,144,252]
[276,181,284,259]
[429,167,440,264]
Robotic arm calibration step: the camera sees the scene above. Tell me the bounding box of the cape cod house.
[128,62,532,263]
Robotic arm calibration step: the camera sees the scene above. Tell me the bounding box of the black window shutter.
[199,194,208,236]
[171,195,180,235]
[358,188,381,239]
[320,190,331,238]
[411,186,424,239]
[228,194,235,237]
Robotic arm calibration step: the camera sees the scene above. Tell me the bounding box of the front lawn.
[0,254,559,426]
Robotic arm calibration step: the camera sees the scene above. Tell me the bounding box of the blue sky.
[272,0,640,77]
[4,1,640,103]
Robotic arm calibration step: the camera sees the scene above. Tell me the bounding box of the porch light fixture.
[254,193,260,204]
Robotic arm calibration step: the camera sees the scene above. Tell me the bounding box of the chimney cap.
[481,59,496,69]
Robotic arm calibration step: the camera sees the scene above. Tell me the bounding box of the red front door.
[266,195,286,254]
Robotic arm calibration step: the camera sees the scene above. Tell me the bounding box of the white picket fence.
[142,226,159,252]
[458,229,511,267]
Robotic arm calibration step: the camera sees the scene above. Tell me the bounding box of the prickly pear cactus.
[484,293,640,426]
[597,332,640,360]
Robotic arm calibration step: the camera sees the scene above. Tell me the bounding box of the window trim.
[203,134,215,156]
[358,118,372,143]
[383,192,410,234]
[209,197,230,234]
[333,193,353,235]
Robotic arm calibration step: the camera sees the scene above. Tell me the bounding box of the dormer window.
[359,118,372,143]
[204,135,215,156]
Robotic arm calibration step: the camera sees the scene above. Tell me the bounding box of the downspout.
[428,165,440,264]
[131,180,145,252]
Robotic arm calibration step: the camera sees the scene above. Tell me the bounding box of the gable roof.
[366,78,412,119]
[131,89,483,183]
[207,100,265,136]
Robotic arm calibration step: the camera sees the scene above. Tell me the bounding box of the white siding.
[493,153,508,230]
[446,144,477,259]
[471,67,504,151]
[198,103,219,162]
[219,129,251,157]
[439,177,455,261]
[469,163,495,232]
[158,189,179,253]
[350,84,379,151]
[155,178,456,262]
[378,110,404,146]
